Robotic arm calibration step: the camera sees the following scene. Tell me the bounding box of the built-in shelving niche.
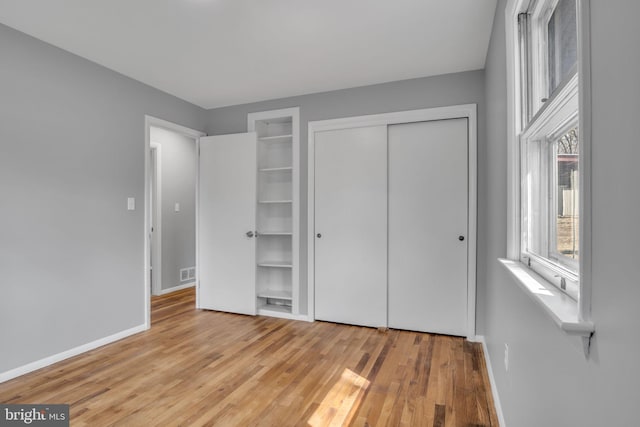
[249,108,302,319]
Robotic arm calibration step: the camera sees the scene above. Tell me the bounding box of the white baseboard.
[158,282,195,295]
[468,335,506,427]
[0,324,147,384]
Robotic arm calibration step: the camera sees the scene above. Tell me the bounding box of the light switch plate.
[174,202,180,212]
[127,197,135,211]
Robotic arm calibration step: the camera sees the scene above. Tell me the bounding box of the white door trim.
[144,115,205,329]
[307,104,478,339]
[150,141,162,296]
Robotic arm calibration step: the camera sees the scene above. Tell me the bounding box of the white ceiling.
[0,0,497,109]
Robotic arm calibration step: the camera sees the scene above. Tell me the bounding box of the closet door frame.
[307,104,478,339]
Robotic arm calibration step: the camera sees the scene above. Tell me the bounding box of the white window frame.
[502,0,594,338]
[520,75,579,299]
[520,0,581,291]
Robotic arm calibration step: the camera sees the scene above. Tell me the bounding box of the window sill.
[498,258,594,336]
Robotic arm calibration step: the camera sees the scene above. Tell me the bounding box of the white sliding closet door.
[388,119,468,336]
[314,126,387,328]
[199,133,257,315]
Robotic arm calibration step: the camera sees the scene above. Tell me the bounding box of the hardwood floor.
[0,288,498,426]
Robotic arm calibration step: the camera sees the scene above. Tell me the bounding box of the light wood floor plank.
[0,288,498,426]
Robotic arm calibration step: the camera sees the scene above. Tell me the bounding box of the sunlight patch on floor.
[308,368,370,427]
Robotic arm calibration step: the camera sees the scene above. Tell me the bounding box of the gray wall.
[482,1,640,425]
[0,23,206,373]
[206,70,486,315]
[150,127,197,291]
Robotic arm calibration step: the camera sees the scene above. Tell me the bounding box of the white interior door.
[388,119,468,336]
[314,126,387,328]
[199,132,257,315]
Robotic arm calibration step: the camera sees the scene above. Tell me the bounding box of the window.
[504,0,592,336]
[547,0,577,95]
[517,0,581,299]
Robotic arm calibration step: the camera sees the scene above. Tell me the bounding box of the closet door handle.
[317,233,322,238]
[246,231,254,238]
[458,235,465,241]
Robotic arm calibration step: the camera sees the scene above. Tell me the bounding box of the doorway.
[144,116,205,328]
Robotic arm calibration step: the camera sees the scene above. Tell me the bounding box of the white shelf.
[258,304,292,316]
[258,134,293,141]
[259,231,292,236]
[257,289,293,300]
[258,200,292,204]
[259,166,293,172]
[257,261,293,268]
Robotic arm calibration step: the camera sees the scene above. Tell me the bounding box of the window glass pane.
[553,128,579,265]
[524,140,547,258]
[547,0,577,95]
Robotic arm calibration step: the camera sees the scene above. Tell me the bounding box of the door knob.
[246,231,254,238]
[317,233,322,238]
[458,235,465,241]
